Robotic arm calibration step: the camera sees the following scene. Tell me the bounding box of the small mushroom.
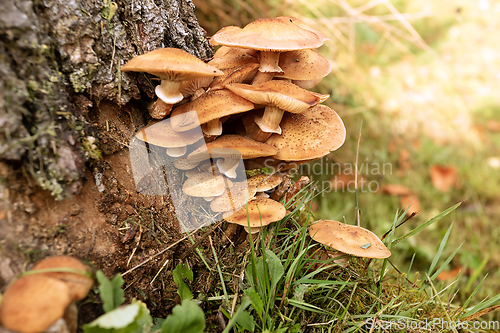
[182,172,233,197]
[134,118,204,157]
[223,197,286,227]
[210,182,257,212]
[275,49,331,89]
[247,174,283,192]
[308,220,391,259]
[0,275,73,333]
[187,135,278,178]
[170,90,254,135]
[212,17,325,74]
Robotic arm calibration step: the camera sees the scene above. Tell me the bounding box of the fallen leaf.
[400,194,421,215]
[436,266,463,282]
[487,119,500,132]
[330,172,365,190]
[398,148,411,176]
[379,184,412,196]
[429,165,459,192]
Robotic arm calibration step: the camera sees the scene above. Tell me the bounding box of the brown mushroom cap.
[275,16,329,43]
[275,49,331,82]
[182,172,233,197]
[247,174,283,192]
[224,197,286,227]
[309,220,391,259]
[135,118,204,155]
[210,182,258,212]
[265,104,346,161]
[212,18,324,52]
[210,46,259,70]
[0,275,73,333]
[32,256,93,302]
[226,80,326,114]
[170,90,254,132]
[121,48,223,103]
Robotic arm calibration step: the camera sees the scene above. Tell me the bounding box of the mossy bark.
[0,0,213,199]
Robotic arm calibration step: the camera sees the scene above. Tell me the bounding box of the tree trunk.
[0,0,214,199]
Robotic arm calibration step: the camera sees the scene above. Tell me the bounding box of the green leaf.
[235,310,256,332]
[96,271,125,313]
[264,249,284,294]
[223,297,252,333]
[161,300,205,333]
[391,201,463,246]
[244,288,264,319]
[246,257,266,297]
[83,300,152,333]
[172,264,194,301]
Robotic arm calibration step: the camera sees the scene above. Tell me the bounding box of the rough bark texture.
[0,0,213,199]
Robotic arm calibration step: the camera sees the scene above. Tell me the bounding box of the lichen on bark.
[0,0,214,199]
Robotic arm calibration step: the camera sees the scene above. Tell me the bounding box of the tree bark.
[0,0,213,199]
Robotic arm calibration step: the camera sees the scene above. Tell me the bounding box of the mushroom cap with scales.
[265,104,346,161]
[121,48,223,104]
[223,197,286,227]
[309,220,391,259]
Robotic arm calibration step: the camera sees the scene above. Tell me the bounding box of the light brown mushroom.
[226,81,329,141]
[223,197,286,227]
[275,49,331,89]
[182,172,233,197]
[187,135,278,178]
[170,90,254,136]
[309,220,391,259]
[32,256,93,303]
[247,174,283,192]
[121,48,223,106]
[0,275,73,333]
[212,18,325,74]
[265,104,346,161]
[210,182,258,212]
[135,118,204,157]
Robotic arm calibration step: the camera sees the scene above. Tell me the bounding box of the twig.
[354,120,363,227]
[121,232,192,277]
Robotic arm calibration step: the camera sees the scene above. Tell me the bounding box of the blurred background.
[194,0,500,318]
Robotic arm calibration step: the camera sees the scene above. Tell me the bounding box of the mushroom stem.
[202,119,223,136]
[255,105,284,134]
[251,71,275,85]
[156,80,184,104]
[248,127,273,142]
[258,51,282,73]
[167,146,187,157]
[149,99,173,119]
[216,158,240,179]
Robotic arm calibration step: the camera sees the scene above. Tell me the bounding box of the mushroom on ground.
[182,172,233,198]
[210,182,257,212]
[121,48,223,118]
[309,220,391,259]
[223,197,286,227]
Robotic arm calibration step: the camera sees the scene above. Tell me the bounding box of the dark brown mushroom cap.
[226,81,328,113]
[121,48,223,81]
[135,119,204,148]
[275,49,331,81]
[265,104,346,161]
[309,220,391,259]
[212,18,325,52]
[170,90,254,132]
[224,197,286,227]
[0,275,72,333]
[32,256,93,302]
[187,135,278,164]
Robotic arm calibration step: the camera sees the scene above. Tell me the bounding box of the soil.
[0,101,251,329]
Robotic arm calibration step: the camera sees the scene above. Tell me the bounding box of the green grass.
[193,0,500,325]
